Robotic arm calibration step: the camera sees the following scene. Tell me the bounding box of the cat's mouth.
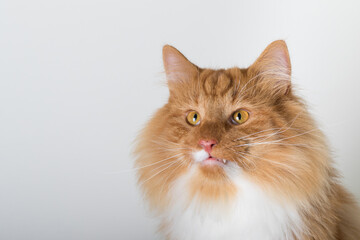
[193,150,228,166]
[203,156,227,165]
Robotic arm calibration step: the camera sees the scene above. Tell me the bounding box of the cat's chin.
[198,163,228,179]
[197,160,232,180]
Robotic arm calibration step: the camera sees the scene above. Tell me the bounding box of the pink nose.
[199,139,217,153]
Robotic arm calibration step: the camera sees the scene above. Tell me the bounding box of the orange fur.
[134,40,360,239]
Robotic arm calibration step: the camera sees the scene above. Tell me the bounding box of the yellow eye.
[186,111,201,126]
[232,110,249,125]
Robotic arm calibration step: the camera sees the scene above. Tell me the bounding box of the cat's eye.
[186,111,201,126]
[231,110,249,125]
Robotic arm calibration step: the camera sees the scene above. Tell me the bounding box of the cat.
[134,40,360,240]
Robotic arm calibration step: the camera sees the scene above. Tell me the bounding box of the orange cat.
[134,40,360,240]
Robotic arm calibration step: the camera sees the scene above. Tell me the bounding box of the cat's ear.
[249,40,291,95]
[162,45,199,87]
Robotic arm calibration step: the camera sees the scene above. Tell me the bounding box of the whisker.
[233,110,304,143]
[234,127,301,142]
[233,142,323,150]
[241,151,298,172]
[235,153,256,171]
[233,127,285,141]
[151,139,182,147]
[150,147,192,154]
[159,156,186,197]
[224,146,255,171]
[238,151,302,181]
[104,153,183,174]
[268,128,320,143]
[254,110,304,144]
[141,158,182,185]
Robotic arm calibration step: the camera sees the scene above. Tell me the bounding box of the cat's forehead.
[197,68,243,99]
[172,68,252,118]
[193,68,248,111]
[169,67,255,116]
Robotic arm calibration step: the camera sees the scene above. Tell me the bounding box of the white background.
[1,0,359,239]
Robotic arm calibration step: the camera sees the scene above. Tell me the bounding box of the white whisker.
[241,151,298,173]
[159,156,186,197]
[104,153,183,174]
[141,158,182,185]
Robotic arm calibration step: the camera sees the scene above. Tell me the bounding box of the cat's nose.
[199,139,217,154]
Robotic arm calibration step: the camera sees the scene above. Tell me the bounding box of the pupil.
[193,113,197,121]
[237,112,242,120]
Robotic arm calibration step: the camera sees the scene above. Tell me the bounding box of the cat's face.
[162,67,289,179]
[135,41,328,209]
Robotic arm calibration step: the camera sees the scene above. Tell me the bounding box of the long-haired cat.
[134,40,360,240]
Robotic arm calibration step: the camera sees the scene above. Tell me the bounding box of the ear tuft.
[162,45,198,85]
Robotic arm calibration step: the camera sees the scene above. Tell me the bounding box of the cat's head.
[135,41,329,209]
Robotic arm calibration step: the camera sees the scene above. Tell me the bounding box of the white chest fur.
[161,167,303,240]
